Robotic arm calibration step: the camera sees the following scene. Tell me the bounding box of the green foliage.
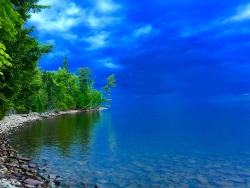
[0,0,24,119]
[77,67,93,92]
[0,0,23,41]
[102,74,117,104]
[33,63,116,112]
[0,43,11,76]
[0,0,52,118]
[11,0,50,21]
[0,0,23,76]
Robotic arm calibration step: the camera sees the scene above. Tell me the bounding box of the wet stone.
[21,164,29,169]
[37,184,43,188]
[28,163,37,168]
[10,175,21,180]
[54,179,61,186]
[18,156,32,161]
[24,178,43,186]
[24,184,36,188]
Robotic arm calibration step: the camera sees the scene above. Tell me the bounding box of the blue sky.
[30,0,250,104]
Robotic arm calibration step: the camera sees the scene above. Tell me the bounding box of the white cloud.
[31,15,81,32]
[46,49,70,59]
[105,62,120,68]
[180,25,209,38]
[96,0,120,13]
[31,0,127,52]
[133,25,153,37]
[66,3,81,15]
[84,0,122,29]
[97,58,121,69]
[87,15,101,28]
[61,33,78,40]
[45,39,55,44]
[30,0,83,32]
[85,14,122,29]
[228,3,250,22]
[30,0,123,40]
[85,32,109,49]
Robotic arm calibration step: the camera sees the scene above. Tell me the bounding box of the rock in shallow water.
[28,163,37,168]
[18,156,32,162]
[23,178,43,186]
[24,184,36,188]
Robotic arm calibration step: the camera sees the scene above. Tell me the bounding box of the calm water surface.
[10,103,250,187]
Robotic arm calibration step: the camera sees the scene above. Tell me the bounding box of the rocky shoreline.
[0,109,103,188]
[0,133,62,188]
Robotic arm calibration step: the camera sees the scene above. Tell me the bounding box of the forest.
[0,0,116,119]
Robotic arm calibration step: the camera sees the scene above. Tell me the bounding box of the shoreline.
[0,108,107,135]
[0,108,106,188]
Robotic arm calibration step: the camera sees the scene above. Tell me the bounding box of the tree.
[41,70,56,110]
[0,0,23,69]
[62,56,69,72]
[102,74,116,104]
[11,0,50,21]
[0,0,22,75]
[1,0,53,113]
[0,0,23,118]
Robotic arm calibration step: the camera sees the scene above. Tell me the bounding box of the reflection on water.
[11,111,101,157]
[9,104,250,187]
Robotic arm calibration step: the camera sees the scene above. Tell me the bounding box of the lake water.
[10,103,250,187]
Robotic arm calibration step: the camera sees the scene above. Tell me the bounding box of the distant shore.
[0,108,106,188]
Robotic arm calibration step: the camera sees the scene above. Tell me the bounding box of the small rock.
[18,156,32,161]
[28,163,37,168]
[24,184,36,188]
[54,179,61,186]
[23,178,43,186]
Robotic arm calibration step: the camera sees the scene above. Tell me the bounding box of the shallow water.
[10,103,250,187]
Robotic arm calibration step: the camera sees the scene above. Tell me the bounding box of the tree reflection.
[10,111,101,157]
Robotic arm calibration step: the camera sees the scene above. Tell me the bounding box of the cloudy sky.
[30,0,250,104]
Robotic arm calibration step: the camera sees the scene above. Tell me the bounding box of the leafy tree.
[77,68,94,108]
[102,74,116,104]
[0,0,23,118]
[0,0,52,114]
[11,0,50,21]
[0,0,23,75]
[41,70,56,110]
[77,68,93,93]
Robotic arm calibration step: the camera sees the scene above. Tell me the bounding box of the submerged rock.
[23,178,43,186]
[28,163,37,168]
[18,157,32,162]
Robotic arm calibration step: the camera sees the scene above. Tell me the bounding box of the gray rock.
[28,163,37,168]
[24,184,36,188]
[23,178,43,186]
[18,157,31,161]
